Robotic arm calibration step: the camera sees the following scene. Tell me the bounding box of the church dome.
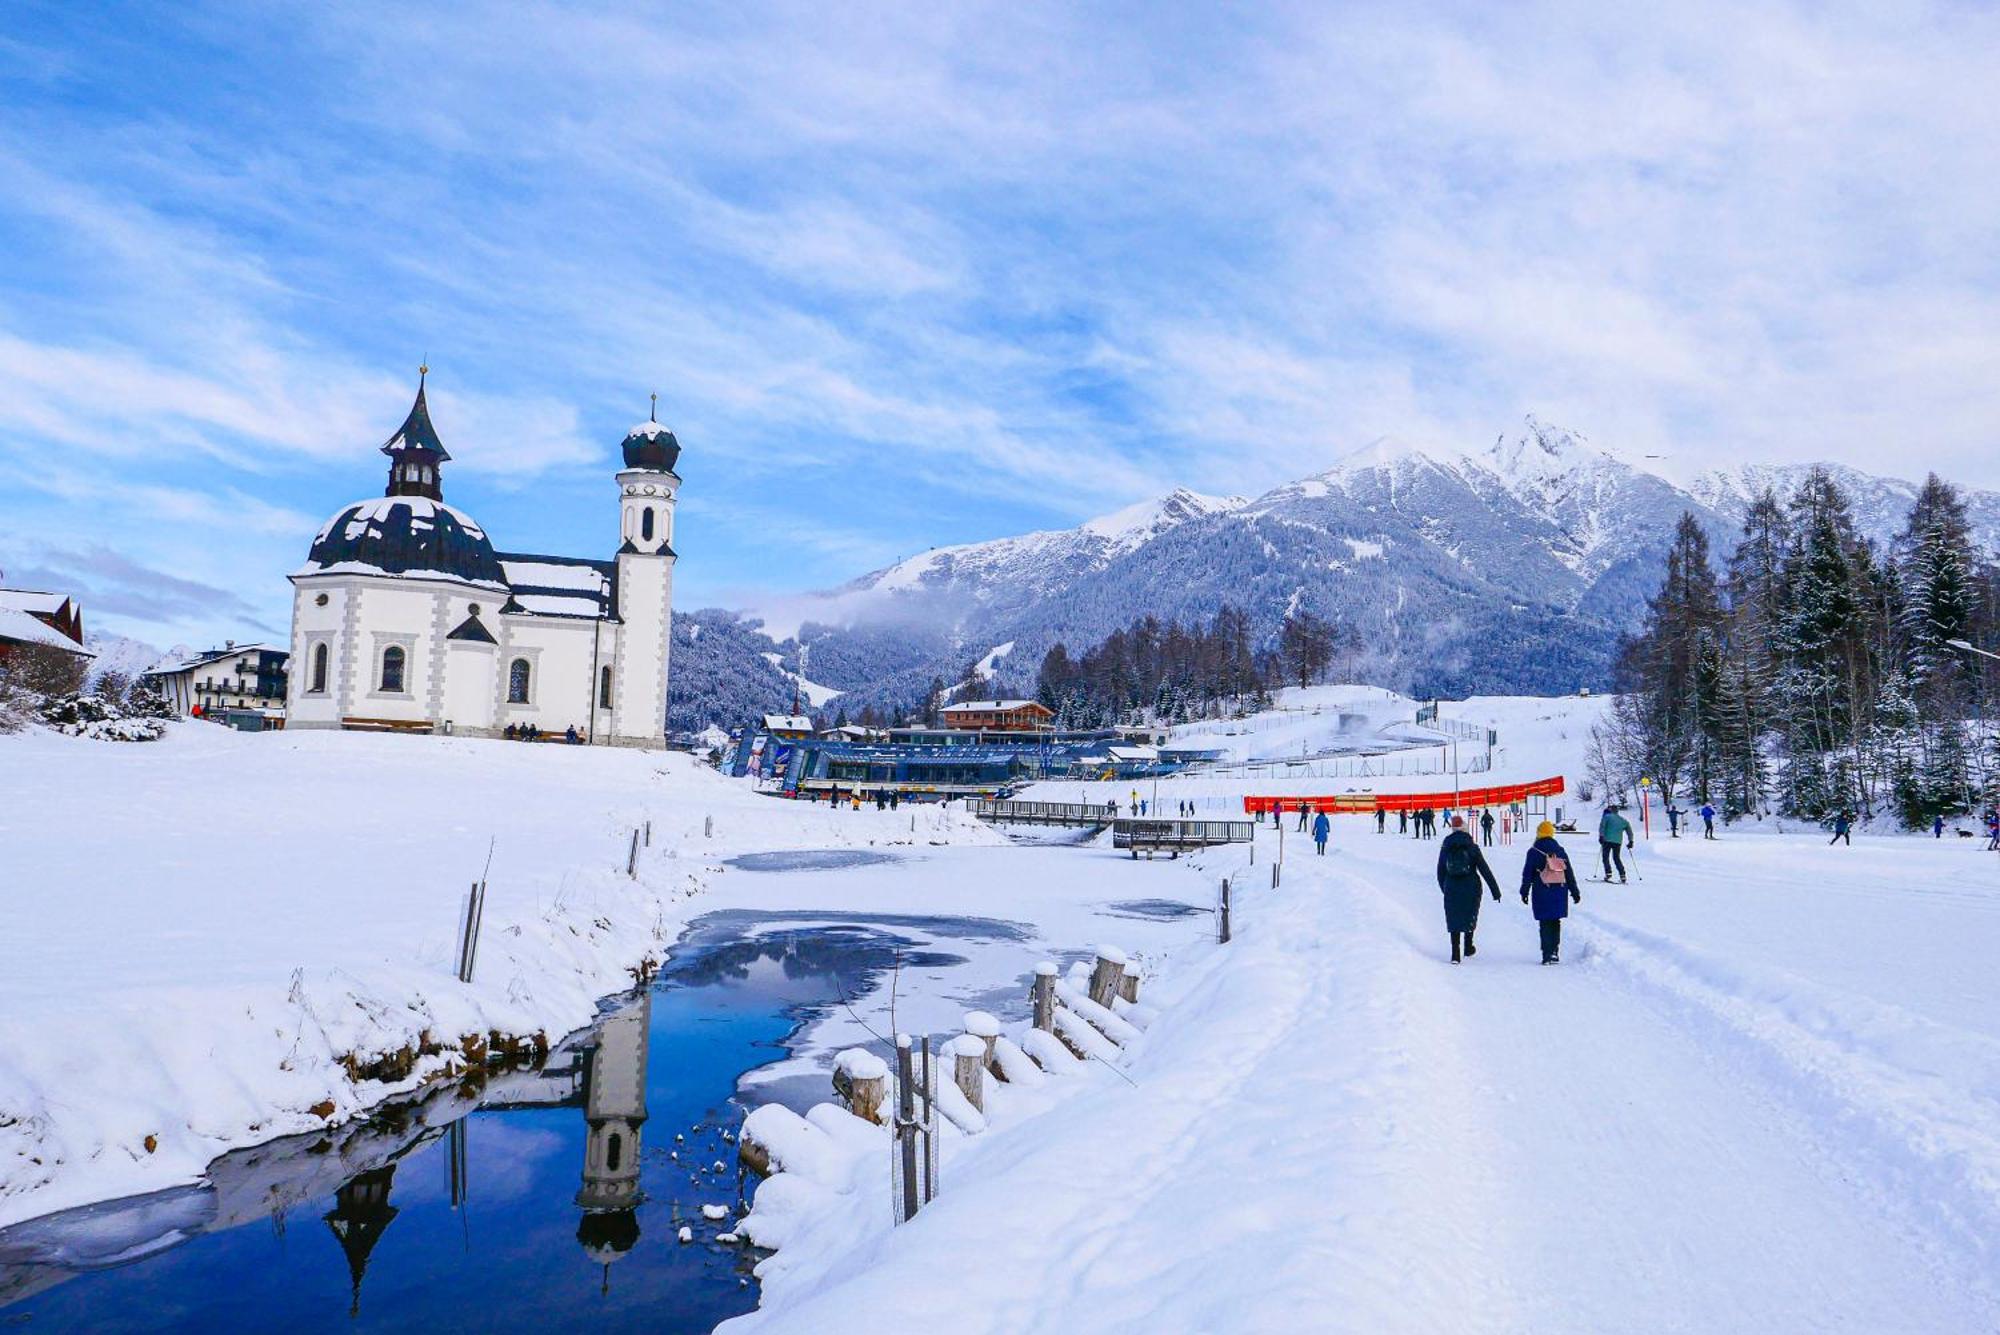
[302,495,507,587]
[620,420,681,474]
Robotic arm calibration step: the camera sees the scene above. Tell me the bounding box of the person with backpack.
[1829,811,1852,846]
[1520,820,1582,964]
[1700,802,1717,840]
[1597,805,1634,883]
[1312,810,1330,855]
[1479,809,1495,846]
[1436,815,1500,964]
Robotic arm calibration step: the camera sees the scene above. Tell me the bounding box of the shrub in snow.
[37,692,168,742]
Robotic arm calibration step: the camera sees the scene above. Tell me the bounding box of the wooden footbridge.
[969,798,1116,828]
[1112,818,1256,859]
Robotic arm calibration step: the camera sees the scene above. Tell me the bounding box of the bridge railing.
[1111,818,1256,848]
[970,798,1116,825]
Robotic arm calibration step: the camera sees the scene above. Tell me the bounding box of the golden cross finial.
[649,391,657,422]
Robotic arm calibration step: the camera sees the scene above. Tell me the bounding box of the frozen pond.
[725,849,900,873]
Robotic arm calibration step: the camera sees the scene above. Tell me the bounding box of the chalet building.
[0,588,91,666]
[284,371,680,745]
[938,699,1055,731]
[144,643,290,726]
[761,713,816,741]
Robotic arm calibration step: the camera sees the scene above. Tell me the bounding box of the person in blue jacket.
[1312,809,1331,855]
[1829,811,1852,845]
[1520,820,1582,964]
[1436,816,1501,963]
[1700,802,1717,839]
[1933,814,1945,839]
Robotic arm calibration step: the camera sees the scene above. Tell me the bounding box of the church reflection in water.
[315,991,657,1314]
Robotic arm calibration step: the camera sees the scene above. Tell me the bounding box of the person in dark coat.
[1376,808,1387,833]
[1479,809,1495,846]
[1312,810,1331,855]
[1829,811,1852,845]
[1398,809,1409,835]
[1520,820,1582,964]
[1436,816,1501,964]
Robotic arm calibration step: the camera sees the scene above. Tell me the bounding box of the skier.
[1520,820,1582,964]
[1313,810,1331,855]
[1597,805,1634,883]
[1700,802,1717,840]
[1666,802,1682,838]
[1376,808,1387,834]
[1297,804,1309,832]
[1985,809,1998,850]
[1398,809,1409,835]
[1436,815,1500,964]
[1829,811,1852,846]
[1479,808,1495,847]
[1932,814,1944,839]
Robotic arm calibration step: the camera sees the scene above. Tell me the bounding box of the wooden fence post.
[704,814,714,839]
[1219,878,1232,944]
[627,828,640,877]
[952,1035,986,1114]
[1031,963,1057,1032]
[964,1010,1001,1075]
[1118,962,1141,1003]
[895,1036,920,1222]
[644,819,651,847]
[1088,947,1126,1009]
[832,1048,889,1124]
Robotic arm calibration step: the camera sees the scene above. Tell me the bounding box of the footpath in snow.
[729,820,2000,1333]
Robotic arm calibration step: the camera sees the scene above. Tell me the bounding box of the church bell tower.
[608,396,679,746]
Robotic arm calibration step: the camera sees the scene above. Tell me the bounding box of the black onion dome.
[304,496,507,586]
[620,420,681,473]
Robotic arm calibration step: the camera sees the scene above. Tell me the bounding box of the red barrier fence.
[1244,775,1564,815]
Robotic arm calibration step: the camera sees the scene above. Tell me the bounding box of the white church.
[285,370,679,745]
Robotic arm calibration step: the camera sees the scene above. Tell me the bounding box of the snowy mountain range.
[683,420,1993,718]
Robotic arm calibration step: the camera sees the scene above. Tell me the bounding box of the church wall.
[493,615,602,738]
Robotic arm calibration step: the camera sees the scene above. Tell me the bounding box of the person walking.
[1520,820,1582,964]
[1312,810,1331,855]
[1700,802,1717,840]
[1398,809,1409,835]
[1932,813,1944,838]
[1437,815,1501,964]
[1829,811,1852,846]
[1666,802,1682,838]
[1987,810,2000,850]
[1376,808,1387,834]
[1479,808,1495,847]
[1597,805,1634,883]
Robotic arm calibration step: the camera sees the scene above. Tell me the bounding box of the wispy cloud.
[1,1,1997,647]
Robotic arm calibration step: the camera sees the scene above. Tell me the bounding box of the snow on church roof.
[300,495,508,589]
[498,554,616,619]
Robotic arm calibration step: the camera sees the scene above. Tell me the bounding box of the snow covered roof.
[762,714,815,732]
[941,700,1047,713]
[146,643,286,675]
[302,495,507,588]
[0,589,72,616]
[498,554,615,619]
[0,608,92,655]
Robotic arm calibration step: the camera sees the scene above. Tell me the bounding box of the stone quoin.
[284,370,680,745]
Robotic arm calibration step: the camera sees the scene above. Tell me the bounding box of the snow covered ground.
[0,722,998,1227]
[728,817,2000,1334]
[9,694,2000,1333]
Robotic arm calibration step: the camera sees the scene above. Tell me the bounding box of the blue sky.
[2,2,1997,650]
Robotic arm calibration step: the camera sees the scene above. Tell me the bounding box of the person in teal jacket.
[1597,805,1634,883]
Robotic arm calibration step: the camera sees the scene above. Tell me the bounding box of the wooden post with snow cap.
[1118,960,1141,1003]
[895,1035,920,1223]
[1031,963,1058,1033]
[963,1010,1002,1077]
[832,1047,889,1124]
[1088,946,1127,1010]
[951,1034,986,1114]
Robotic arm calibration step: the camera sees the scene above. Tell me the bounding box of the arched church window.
[606,1132,623,1173]
[422,465,433,484]
[641,507,655,541]
[508,657,531,704]
[310,643,328,694]
[381,646,405,693]
[599,664,613,709]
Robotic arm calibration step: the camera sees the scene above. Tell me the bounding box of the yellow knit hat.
[1536,820,1555,839]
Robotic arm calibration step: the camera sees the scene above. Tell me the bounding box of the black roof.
[381,375,450,461]
[305,497,506,586]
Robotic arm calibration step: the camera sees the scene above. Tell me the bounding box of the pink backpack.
[1539,854,1568,886]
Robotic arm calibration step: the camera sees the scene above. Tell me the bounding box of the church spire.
[381,365,450,501]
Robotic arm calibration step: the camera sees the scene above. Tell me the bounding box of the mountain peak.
[1080,487,1245,549]
[1329,434,1457,474]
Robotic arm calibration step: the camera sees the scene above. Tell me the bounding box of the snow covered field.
[8,699,2000,1332]
[0,723,1003,1227]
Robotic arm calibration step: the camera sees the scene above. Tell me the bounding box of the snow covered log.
[1088,945,1128,1008]
[832,1047,890,1125]
[1055,979,1143,1047]
[951,1034,988,1115]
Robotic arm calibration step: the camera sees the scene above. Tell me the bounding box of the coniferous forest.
[1595,468,2000,827]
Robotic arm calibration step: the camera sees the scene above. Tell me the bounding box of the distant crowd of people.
[502,722,583,744]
